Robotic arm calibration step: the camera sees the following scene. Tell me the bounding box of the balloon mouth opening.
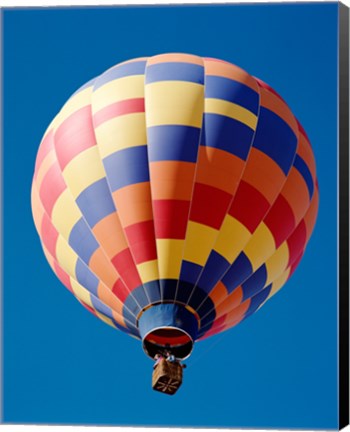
[142,326,194,360]
[138,303,198,360]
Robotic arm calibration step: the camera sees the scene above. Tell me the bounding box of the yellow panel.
[62,147,105,198]
[95,113,147,158]
[31,185,44,233]
[95,311,117,328]
[243,223,276,271]
[42,118,57,140]
[205,98,258,130]
[71,278,93,306]
[35,150,56,188]
[55,236,78,278]
[214,215,251,263]
[256,269,291,312]
[137,259,159,284]
[183,222,218,266]
[92,75,145,112]
[156,239,184,279]
[267,268,290,299]
[145,81,204,128]
[51,189,82,239]
[258,267,290,309]
[58,86,93,125]
[265,242,290,285]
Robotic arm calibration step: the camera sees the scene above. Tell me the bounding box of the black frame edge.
[339,2,349,430]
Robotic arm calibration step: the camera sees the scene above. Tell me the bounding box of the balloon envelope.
[32,54,318,359]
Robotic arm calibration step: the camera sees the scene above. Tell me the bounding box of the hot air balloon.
[31,53,318,395]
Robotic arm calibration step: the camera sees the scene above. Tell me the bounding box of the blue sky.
[2,3,339,428]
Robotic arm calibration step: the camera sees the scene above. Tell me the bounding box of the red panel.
[54,106,96,170]
[112,278,131,303]
[34,129,54,174]
[229,180,271,233]
[124,220,158,263]
[39,163,66,216]
[287,221,307,267]
[80,300,97,316]
[153,199,190,239]
[288,252,304,278]
[255,77,286,103]
[93,98,145,127]
[207,314,227,331]
[264,195,296,248]
[190,183,232,229]
[111,248,142,291]
[53,261,73,292]
[41,214,59,258]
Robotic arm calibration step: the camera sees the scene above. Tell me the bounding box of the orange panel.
[113,182,153,226]
[149,161,196,200]
[242,148,286,203]
[89,248,119,290]
[304,187,319,241]
[297,133,317,180]
[92,212,128,258]
[215,286,243,318]
[260,87,298,136]
[224,299,250,323]
[209,281,228,308]
[97,283,124,318]
[204,58,259,91]
[196,146,245,194]
[280,168,310,223]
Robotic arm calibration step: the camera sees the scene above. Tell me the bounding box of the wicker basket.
[152,359,183,395]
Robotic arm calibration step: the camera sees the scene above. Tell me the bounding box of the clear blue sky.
[2,3,339,428]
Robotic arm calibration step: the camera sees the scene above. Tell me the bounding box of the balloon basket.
[152,359,183,395]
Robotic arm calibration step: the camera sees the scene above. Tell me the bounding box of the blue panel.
[159,279,177,301]
[72,78,96,96]
[179,260,202,285]
[138,303,199,342]
[175,280,198,304]
[75,259,99,296]
[253,107,297,175]
[245,284,272,316]
[188,288,214,316]
[123,293,142,324]
[123,306,138,331]
[186,286,207,310]
[93,60,147,90]
[202,113,254,160]
[143,280,162,303]
[128,285,150,310]
[147,125,200,162]
[110,318,135,336]
[293,154,314,199]
[68,218,99,263]
[76,178,116,227]
[103,145,149,191]
[112,318,139,337]
[145,62,204,85]
[91,294,113,319]
[198,250,230,294]
[241,265,267,301]
[205,75,259,113]
[222,252,253,294]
